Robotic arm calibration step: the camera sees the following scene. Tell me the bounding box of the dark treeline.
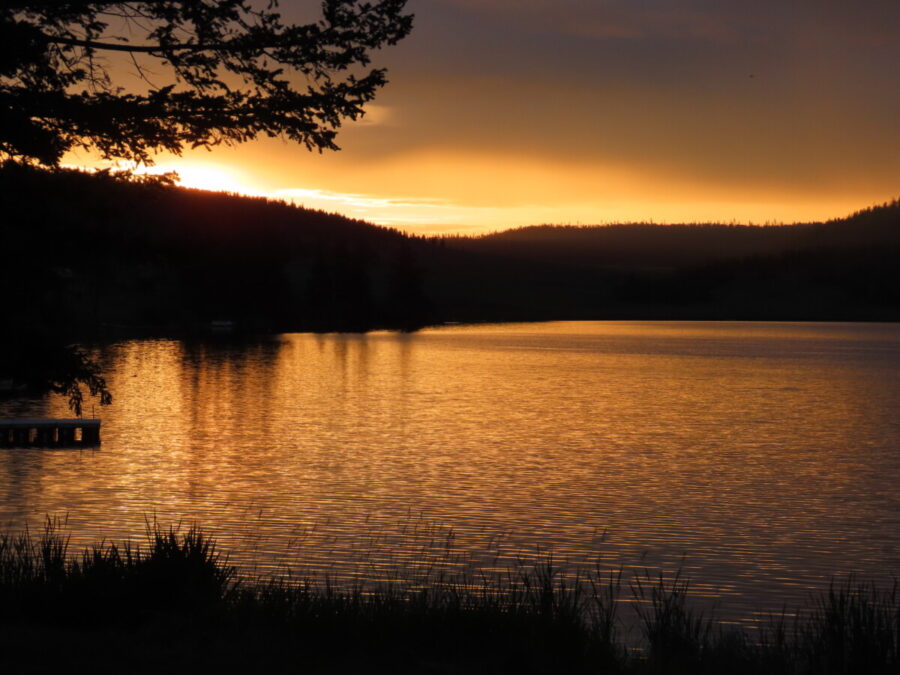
[442,201,900,321]
[448,222,820,269]
[2,162,900,347]
[0,162,433,338]
[452,200,900,269]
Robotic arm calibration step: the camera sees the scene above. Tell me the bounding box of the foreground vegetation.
[1,522,897,674]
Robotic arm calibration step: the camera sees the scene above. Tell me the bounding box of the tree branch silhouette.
[0,1,413,413]
[1,0,413,165]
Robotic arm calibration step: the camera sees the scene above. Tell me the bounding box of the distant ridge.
[2,162,899,331]
[445,200,900,270]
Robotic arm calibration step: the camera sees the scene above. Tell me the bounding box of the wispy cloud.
[273,187,480,228]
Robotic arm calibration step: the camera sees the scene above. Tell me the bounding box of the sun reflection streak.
[5,322,900,627]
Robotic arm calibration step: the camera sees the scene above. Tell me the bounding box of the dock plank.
[0,418,101,447]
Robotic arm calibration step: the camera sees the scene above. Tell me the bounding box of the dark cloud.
[330,0,897,194]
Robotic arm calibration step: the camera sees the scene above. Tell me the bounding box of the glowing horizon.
[61,1,900,235]
[59,154,890,236]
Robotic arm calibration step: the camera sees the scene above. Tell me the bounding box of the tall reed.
[0,521,898,674]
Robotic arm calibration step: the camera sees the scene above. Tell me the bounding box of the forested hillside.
[445,201,900,320]
[0,163,433,336]
[2,162,899,341]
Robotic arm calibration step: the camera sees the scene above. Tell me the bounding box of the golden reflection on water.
[3,321,900,624]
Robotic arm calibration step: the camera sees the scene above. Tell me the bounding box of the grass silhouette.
[0,519,897,674]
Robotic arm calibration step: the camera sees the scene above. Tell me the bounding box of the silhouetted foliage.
[0,161,433,338]
[442,204,900,321]
[0,339,111,417]
[386,242,432,329]
[1,2,413,411]
[2,522,899,674]
[0,1,413,166]
[448,222,816,269]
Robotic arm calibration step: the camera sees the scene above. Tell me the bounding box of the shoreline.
[48,316,900,349]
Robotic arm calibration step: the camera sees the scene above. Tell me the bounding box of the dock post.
[0,419,101,448]
[82,425,100,445]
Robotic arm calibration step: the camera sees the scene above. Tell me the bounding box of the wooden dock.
[0,418,101,448]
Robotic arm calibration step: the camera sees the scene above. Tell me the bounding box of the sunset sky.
[68,0,900,234]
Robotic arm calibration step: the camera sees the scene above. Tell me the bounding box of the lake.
[2,321,899,626]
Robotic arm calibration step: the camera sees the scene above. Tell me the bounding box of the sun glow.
[145,163,259,196]
[63,147,889,235]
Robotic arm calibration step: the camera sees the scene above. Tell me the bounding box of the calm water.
[2,321,900,625]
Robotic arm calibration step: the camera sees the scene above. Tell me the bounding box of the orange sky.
[66,0,900,234]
